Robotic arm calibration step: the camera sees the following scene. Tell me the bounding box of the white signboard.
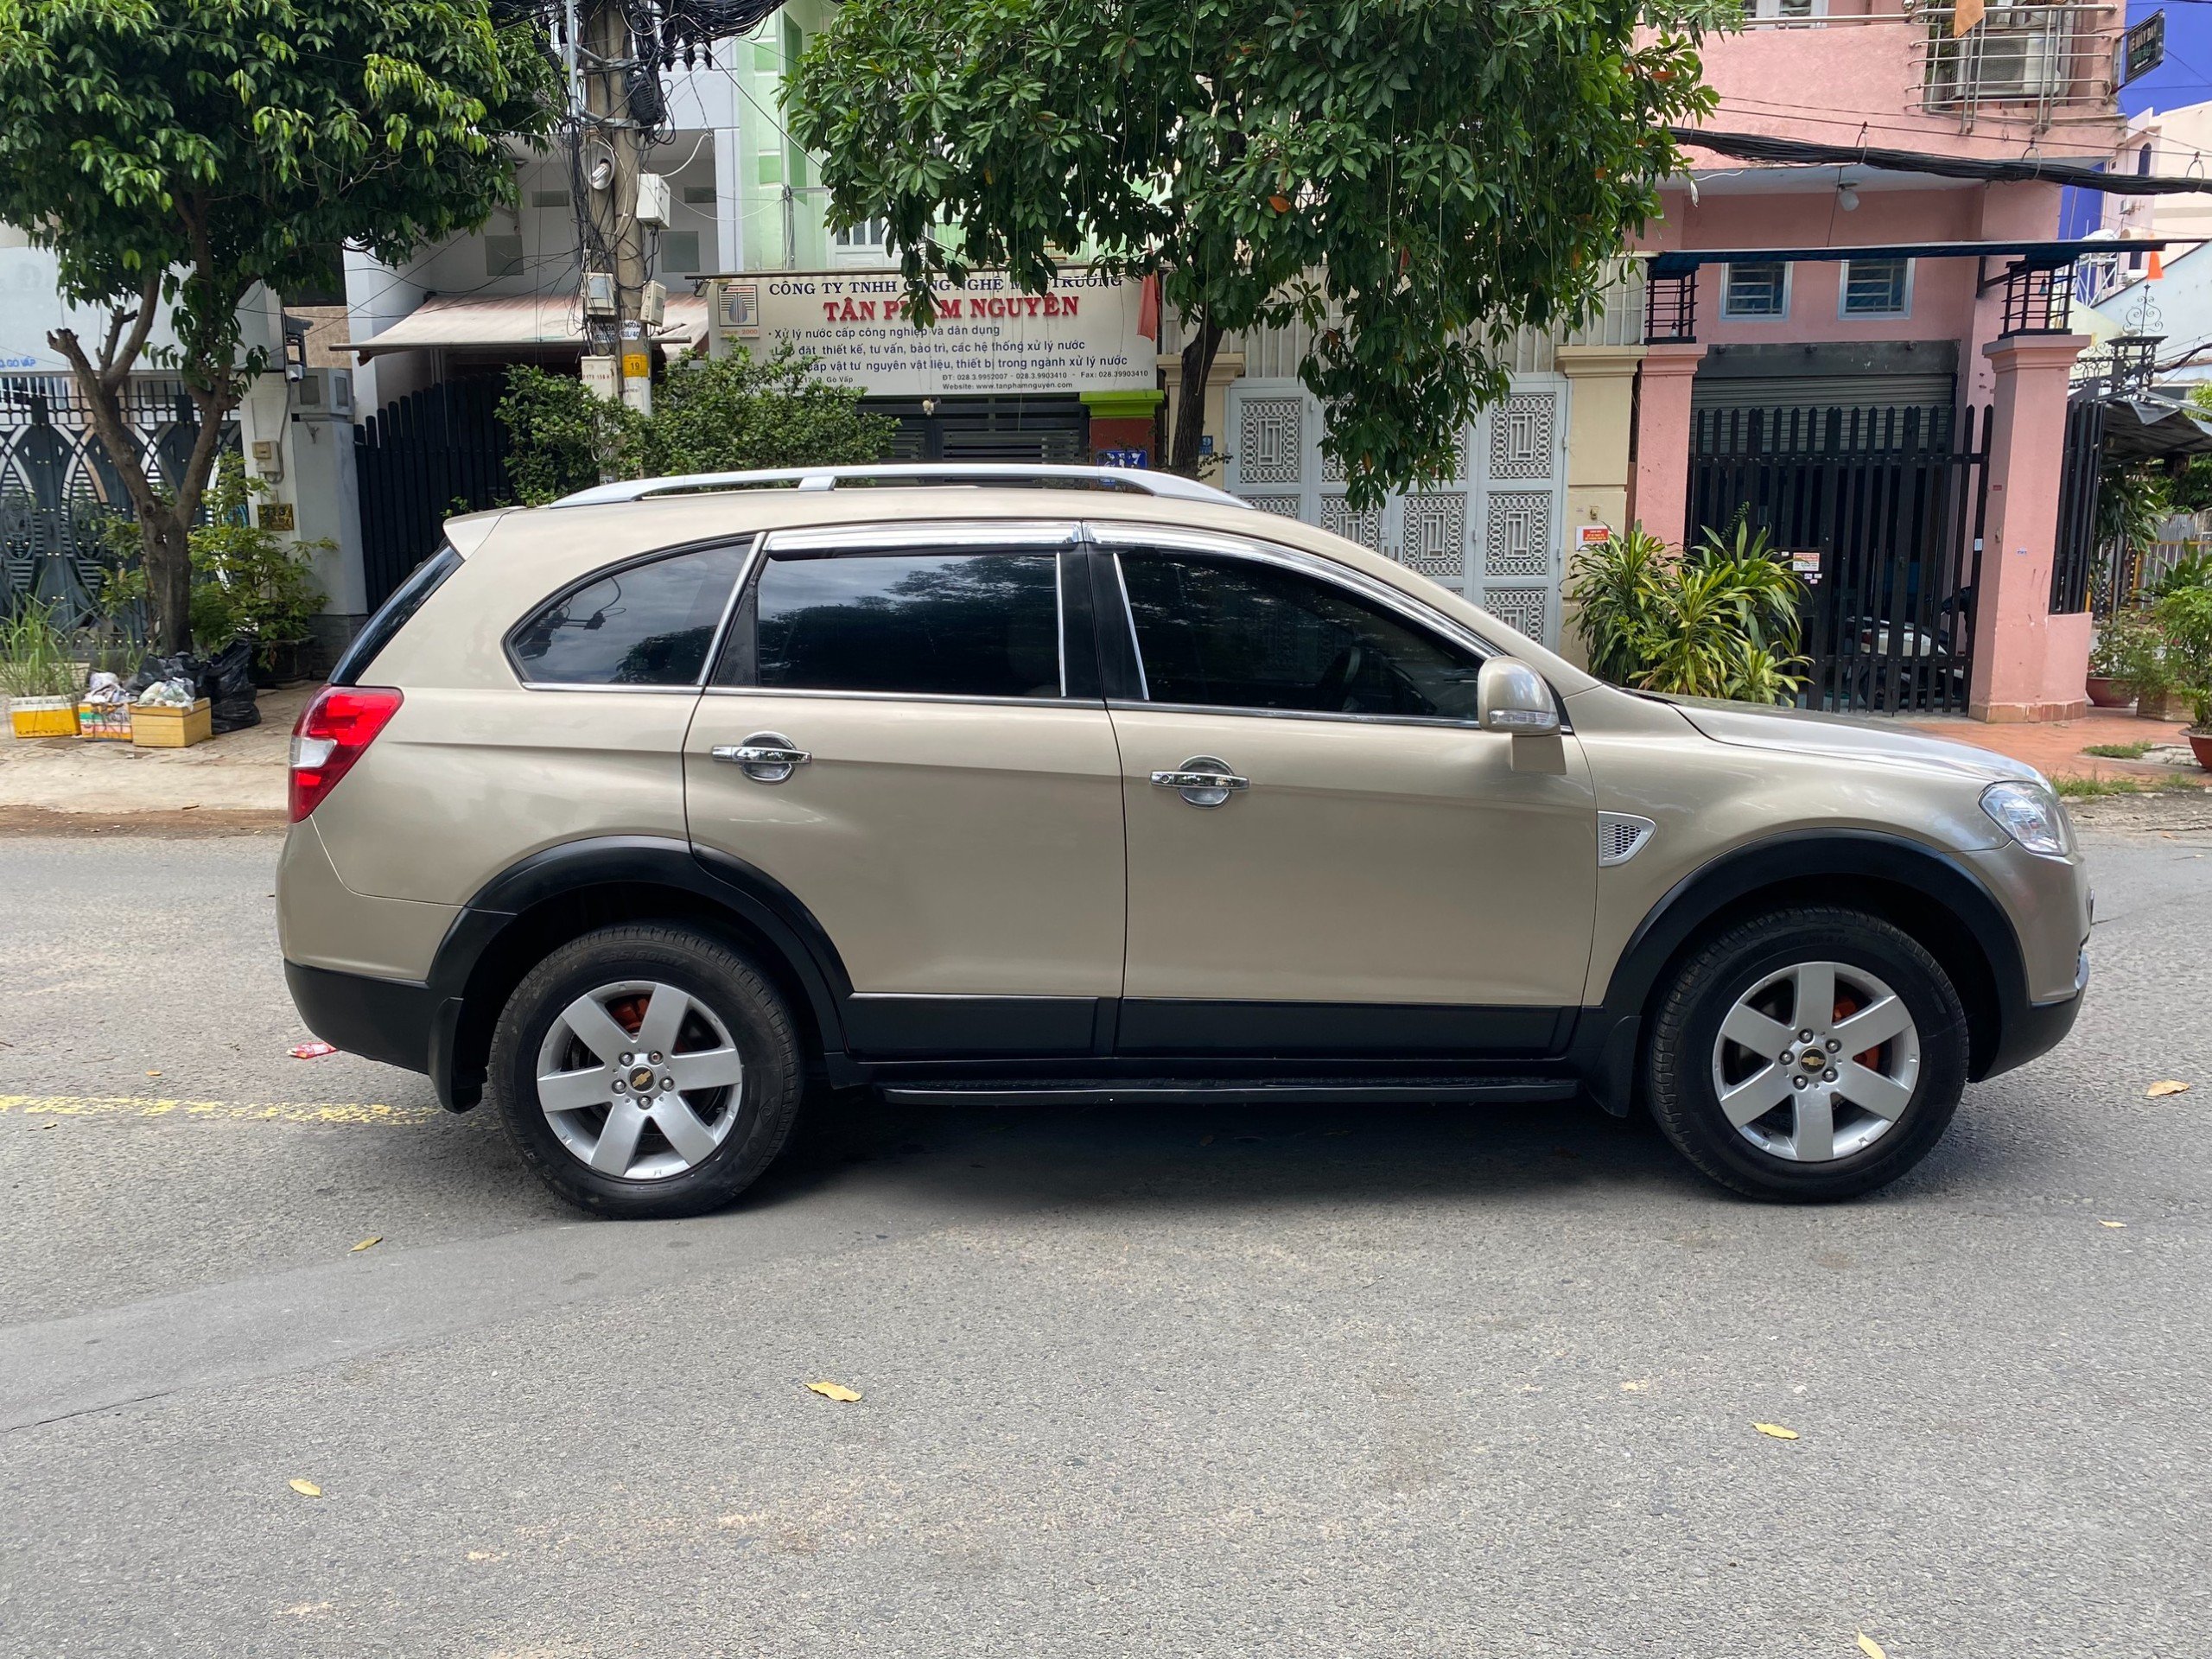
[713,266,1151,396]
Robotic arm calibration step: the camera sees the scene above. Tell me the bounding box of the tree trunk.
[1169,309,1224,479]
[141,512,194,655]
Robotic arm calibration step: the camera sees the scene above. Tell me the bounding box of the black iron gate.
[1688,404,1991,715]
[353,377,513,612]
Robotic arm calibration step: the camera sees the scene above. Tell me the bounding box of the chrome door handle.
[712,731,810,784]
[1151,755,1247,808]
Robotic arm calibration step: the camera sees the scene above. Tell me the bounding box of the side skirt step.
[878,1077,1580,1109]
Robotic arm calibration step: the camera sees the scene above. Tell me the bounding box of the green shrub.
[499,346,896,506]
[0,600,84,701]
[2153,582,2212,730]
[185,458,327,663]
[2100,605,2173,706]
[1568,520,1808,705]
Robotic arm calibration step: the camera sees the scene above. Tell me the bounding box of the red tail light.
[289,686,404,823]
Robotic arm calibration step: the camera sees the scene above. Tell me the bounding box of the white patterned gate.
[1224,377,1569,646]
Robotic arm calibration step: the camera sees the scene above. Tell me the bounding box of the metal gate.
[872,395,1090,463]
[1224,378,1570,646]
[353,377,513,613]
[1688,404,1991,715]
[2,374,227,619]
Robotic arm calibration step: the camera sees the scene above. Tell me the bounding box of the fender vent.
[1598,811,1656,868]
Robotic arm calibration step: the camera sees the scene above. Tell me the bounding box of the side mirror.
[1477,657,1560,737]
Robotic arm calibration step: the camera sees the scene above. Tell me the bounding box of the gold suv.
[279,465,2089,1217]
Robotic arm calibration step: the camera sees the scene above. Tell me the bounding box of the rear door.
[1092,524,1597,1059]
[683,520,1126,1061]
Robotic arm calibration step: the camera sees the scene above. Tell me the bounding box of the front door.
[1093,526,1598,1059]
[684,521,1125,1060]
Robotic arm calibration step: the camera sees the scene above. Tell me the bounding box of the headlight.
[1981,780,2072,857]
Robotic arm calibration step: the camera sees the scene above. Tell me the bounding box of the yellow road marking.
[0,1094,436,1128]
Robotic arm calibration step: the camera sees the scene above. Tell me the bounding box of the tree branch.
[101,269,166,391]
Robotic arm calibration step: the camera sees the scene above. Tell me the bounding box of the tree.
[0,0,556,650]
[788,0,1724,504]
[498,348,897,506]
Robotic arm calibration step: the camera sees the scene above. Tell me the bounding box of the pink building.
[1629,1,2132,721]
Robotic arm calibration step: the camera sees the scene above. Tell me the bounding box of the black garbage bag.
[123,652,198,699]
[124,641,261,733]
[203,639,260,734]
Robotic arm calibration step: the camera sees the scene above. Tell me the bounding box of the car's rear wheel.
[1646,906,1969,1202]
[488,923,803,1218]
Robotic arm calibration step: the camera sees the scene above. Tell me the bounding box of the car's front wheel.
[488,923,804,1218]
[1646,906,1969,1202]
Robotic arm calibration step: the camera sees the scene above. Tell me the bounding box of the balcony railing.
[1919,4,2119,123]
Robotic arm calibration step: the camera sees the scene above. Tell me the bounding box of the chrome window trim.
[758,519,1081,555]
[514,681,711,696]
[504,536,754,692]
[1106,697,1490,734]
[1088,522,1505,664]
[1109,548,1150,702]
[700,685,1103,710]
[1055,551,1069,699]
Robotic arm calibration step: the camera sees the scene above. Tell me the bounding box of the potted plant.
[2086,613,2139,708]
[186,456,327,684]
[2152,582,2212,768]
[1567,519,1809,705]
[1,601,85,738]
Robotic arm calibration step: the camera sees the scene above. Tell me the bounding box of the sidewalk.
[0,683,309,834]
[1908,710,2208,788]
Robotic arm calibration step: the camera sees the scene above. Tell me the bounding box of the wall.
[0,232,185,372]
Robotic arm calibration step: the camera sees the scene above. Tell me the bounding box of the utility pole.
[575,0,652,415]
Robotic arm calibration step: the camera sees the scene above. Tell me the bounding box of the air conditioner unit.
[636,172,671,229]
[638,280,666,328]
[1973,24,2067,99]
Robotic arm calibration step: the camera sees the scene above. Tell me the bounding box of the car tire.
[1646,906,1969,1203]
[488,923,804,1219]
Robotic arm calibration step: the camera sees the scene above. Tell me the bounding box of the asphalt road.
[3,815,2209,1657]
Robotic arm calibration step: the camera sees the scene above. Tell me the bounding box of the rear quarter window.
[506,542,748,687]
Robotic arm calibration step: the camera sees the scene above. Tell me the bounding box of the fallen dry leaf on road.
[287,1478,322,1498]
[1620,1380,1651,1393]
[1857,1634,1886,1659]
[2146,1080,2191,1098]
[350,1236,381,1253]
[805,1381,861,1402]
[2100,1220,2127,1229]
[145,1071,161,1078]
[1753,1422,1799,1440]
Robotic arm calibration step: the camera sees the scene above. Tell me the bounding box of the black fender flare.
[1576,830,2031,1112]
[427,836,856,1105]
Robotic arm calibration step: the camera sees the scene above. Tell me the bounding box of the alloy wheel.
[534,979,745,1179]
[1709,960,1921,1163]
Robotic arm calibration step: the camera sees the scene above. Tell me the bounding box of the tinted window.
[1119,552,1483,719]
[747,552,1062,699]
[332,544,459,686]
[509,543,744,686]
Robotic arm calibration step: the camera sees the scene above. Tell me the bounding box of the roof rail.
[547,462,1250,511]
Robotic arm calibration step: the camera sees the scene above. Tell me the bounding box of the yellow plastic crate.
[130,697,213,748]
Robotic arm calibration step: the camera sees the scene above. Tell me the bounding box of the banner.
[711,266,1153,397]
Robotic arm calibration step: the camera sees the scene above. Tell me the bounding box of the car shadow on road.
[743,1088,1726,1216]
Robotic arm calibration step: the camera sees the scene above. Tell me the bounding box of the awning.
[340,292,708,359]
[2096,395,2212,463]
